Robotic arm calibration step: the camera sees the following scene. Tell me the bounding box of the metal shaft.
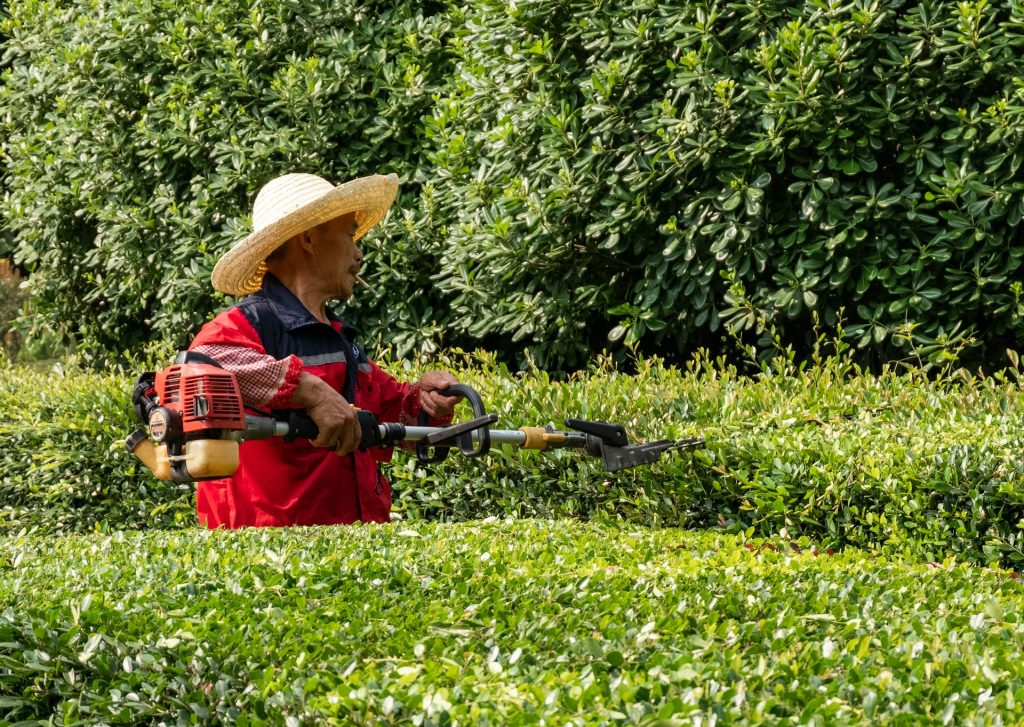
[249,417,588,451]
[382,425,590,451]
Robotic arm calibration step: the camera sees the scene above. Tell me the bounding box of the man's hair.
[264,242,289,265]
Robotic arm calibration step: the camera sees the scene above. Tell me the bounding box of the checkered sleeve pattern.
[191,344,303,408]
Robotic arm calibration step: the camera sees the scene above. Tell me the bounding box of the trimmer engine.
[126,362,248,482]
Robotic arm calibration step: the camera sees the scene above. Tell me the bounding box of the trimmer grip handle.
[285,410,320,442]
[356,410,382,449]
[284,409,381,449]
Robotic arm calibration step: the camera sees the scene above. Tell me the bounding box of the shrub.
[0,356,194,533]
[3,350,1024,567]
[3,521,1024,723]
[4,0,1024,371]
[426,0,1024,369]
[0,0,456,362]
[389,349,1024,567]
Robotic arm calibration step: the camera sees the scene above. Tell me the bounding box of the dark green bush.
[426,0,1024,369]
[0,0,456,361]
[3,0,1024,371]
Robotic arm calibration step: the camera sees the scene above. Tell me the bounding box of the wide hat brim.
[212,173,399,296]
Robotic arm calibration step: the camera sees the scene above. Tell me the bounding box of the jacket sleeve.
[189,308,304,408]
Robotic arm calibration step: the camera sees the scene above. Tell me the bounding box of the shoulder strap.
[237,295,361,404]
[335,326,359,404]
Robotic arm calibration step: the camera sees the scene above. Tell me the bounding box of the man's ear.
[298,229,316,252]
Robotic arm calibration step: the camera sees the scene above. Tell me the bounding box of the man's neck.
[265,268,330,323]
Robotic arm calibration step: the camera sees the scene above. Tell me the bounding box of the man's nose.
[354,246,363,263]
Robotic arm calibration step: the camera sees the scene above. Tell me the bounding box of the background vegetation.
[0,0,455,361]
[428,0,1024,369]
[1,0,1022,371]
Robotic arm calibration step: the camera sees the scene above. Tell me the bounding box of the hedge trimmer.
[125,356,704,483]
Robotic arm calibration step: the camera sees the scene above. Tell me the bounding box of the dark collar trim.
[259,273,358,336]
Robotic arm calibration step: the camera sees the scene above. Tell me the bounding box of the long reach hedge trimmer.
[125,356,704,483]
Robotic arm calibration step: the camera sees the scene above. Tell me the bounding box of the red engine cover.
[154,363,246,433]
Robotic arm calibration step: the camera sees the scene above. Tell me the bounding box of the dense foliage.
[4,521,1024,723]
[2,0,1023,370]
[0,0,455,360]
[427,0,1024,369]
[3,351,1023,567]
[0,358,194,533]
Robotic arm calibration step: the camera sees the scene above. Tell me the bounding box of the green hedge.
[0,358,194,533]
[3,352,1024,567]
[2,0,1024,370]
[4,521,1024,723]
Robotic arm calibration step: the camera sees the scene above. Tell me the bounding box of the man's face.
[311,212,362,300]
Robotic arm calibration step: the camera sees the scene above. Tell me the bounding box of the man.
[188,172,460,528]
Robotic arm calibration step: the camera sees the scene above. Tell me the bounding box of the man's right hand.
[291,372,362,455]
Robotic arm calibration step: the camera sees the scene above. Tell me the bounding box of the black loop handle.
[417,383,491,463]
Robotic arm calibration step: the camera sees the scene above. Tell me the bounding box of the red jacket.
[188,274,441,528]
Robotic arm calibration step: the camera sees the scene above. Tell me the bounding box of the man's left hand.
[418,370,461,418]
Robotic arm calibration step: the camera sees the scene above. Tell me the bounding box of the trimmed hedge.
[0,358,194,534]
[3,521,1024,723]
[2,352,1024,567]
[2,0,1024,370]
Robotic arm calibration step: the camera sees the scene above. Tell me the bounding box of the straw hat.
[212,172,399,296]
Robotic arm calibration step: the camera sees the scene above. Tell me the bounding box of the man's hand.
[291,372,362,455]
[419,370,461,419]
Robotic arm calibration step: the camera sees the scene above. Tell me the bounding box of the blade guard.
[565,418,705,471]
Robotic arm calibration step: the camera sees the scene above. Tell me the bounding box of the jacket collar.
[259,273,356,334]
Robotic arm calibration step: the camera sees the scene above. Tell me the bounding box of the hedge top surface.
[3,519,1024,723]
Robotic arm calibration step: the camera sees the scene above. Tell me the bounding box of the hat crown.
[252,173,335,232]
